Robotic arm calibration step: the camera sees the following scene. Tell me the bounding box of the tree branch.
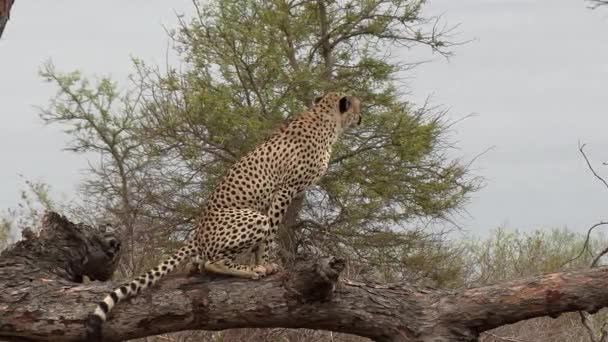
[0,0,15,39]
[588,0,608,9]
[4,213,608,341]
[579,143,608,191]
[317,0,333,80]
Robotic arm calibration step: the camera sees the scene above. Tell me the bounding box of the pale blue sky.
[409,0,608,234]
[0,0,607,236]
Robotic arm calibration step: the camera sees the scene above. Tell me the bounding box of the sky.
[0,0,606,237]
[408,0,608,235]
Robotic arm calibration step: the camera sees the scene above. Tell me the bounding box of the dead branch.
[571,142,608,340]
[588,0,608,9]
[579,143,608,191]
[0,0,15,39]
[576,143,608,268]
[4,213,608,342]
[561,221,608,268]
[562,143,608,268]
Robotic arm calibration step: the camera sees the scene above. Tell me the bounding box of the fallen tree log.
[1,212,608,342]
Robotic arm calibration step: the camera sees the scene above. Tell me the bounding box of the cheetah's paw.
[263,263,281,275]
[251,265,267,279]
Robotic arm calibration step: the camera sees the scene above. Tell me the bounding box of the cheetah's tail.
[85,242,200,341]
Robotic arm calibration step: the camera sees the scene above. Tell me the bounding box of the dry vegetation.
[1,0,608,341]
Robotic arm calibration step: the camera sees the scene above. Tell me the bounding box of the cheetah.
[85,92,362,340]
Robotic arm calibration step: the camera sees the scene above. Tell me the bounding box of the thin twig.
[592,243,608,267]
[573,142,608,341]
[579,143,608,192]
[559,143,608,267]
[561,222,608,267]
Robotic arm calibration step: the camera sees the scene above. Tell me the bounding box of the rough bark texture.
[2,212,608,342]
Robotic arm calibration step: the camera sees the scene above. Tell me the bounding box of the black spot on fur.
[84,92,358,340]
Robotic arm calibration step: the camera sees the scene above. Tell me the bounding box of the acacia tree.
[38,63,173,278]
[41,0,477,287]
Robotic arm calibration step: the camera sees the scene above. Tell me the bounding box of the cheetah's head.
[312,92,362,130]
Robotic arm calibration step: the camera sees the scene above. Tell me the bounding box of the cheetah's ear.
[339,96,350,113]
[313,95,324,104]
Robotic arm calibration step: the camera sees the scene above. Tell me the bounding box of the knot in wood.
[286,256,345,303]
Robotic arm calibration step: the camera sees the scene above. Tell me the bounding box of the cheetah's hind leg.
[203,208,271,279]
[204,259,266,279]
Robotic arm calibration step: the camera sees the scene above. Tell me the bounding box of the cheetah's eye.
[339,97,350,113]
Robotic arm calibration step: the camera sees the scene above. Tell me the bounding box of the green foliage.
[24,2,608,340]
[40,0,478,277]
[462,226,604,287]
[39,62,147,218]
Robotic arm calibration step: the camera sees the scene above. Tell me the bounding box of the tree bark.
[0,0,15,39]
[2,212,608,342]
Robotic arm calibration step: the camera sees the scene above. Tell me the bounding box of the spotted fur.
[85,92,362,340]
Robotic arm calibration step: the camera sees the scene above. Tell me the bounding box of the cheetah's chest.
[303,149,331,185]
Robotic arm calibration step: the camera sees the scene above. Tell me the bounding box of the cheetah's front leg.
[254,244,280,275]
[254,188,295,275]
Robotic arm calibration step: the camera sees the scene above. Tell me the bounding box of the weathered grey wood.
[2,212,608,342]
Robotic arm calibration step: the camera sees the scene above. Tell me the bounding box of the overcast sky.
[0,0,606,237]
